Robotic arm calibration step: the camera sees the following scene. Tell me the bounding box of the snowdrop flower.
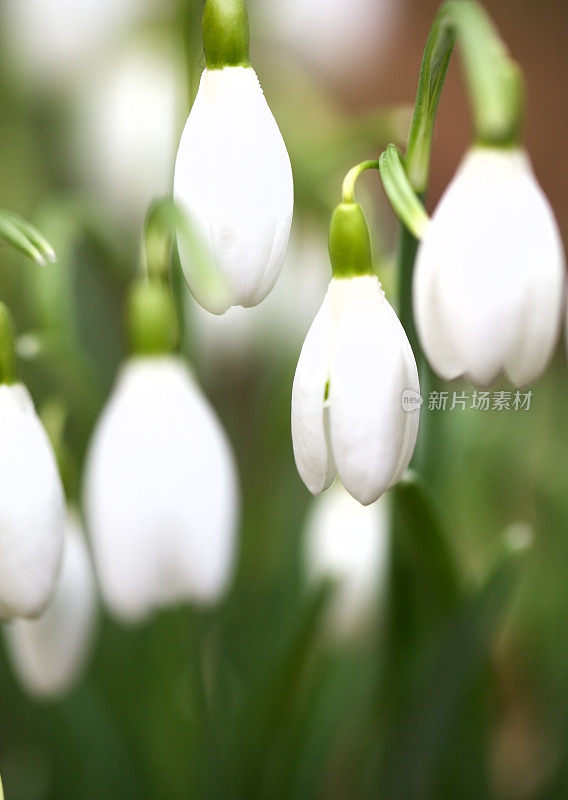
[0,305,65,620]
[414,147,565,387]
[84,349,239,623]
[292,203,420,506]
[304,481,389,637]
[174,0,293,314]
[4,512,97,699]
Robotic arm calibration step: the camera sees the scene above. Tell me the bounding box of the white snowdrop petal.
[4,513,97,698]
[174,67,293,313]
[84,357,239,622]
[329,277,419,506]
[414,226,466,381]
[304,481,389,637]
[0,385,65,620]
[503,182,565,386]
[291,291,336,496]
[415,147,565,387]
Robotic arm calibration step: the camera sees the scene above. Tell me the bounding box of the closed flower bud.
[414,146,566,387]
[83,356,239,622]
[0,384,65,620]
[292,275,420,506]
[4,512,97,699]
[174,65,294,314]
[304,482,389,638]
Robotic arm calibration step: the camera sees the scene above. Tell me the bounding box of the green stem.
[341,160,380,204]
[406,0,524,193]
[0,302,17,385]
[202,0,250,70]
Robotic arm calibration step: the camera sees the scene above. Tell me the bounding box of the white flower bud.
[0,384,65,620]
[174,66,294,314]
[304,482,389,638]
[83,356,239,623]
[414,147,566,387]
[292,275,420,506]
[4,512,97,699]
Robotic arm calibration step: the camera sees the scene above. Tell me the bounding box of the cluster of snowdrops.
[0,0,565,705]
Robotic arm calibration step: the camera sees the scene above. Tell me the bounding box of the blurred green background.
[0,0,567,798]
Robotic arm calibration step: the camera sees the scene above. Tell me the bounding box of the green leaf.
[0,208,56,266]
[370,524,529,800]
[378,145,429,239]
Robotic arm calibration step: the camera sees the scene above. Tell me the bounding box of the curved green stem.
[341,160,380,204]
[406,0,524,193]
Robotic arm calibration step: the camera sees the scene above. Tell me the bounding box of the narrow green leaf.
[0,208,56,266]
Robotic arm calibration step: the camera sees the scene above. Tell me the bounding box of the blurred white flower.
[189,227,329,365]
[1,0,159,87]
[292,275,420,506]
[73,39,182,225]
[0,384,65,620]
[174,66,294,314]
[83,356,239,623]
[251,0,401,81]
[304,481,389,637]
[414,147,565,387]
[4,512,97,699]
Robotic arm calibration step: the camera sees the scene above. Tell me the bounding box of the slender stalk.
[341,160,380,204]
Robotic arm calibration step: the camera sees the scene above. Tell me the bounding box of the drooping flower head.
[414,147,565,387]
[292,201,420,506]
[0,304,65,620]
[4,511,97,698]
[84,279,239,622]
[174,0,294,314]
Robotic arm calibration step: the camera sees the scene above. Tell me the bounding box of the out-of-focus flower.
[304,481,389,637]
[0,310,65,623]
[73,39,183,225]
[83,356,239,623]
[174,65,294,314]
[251,0,401,83]
[414,147,565,387]
[1,0,160,87]
[4,512,97,699]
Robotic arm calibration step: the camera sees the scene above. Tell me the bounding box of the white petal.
[291,290,336,496]
[0,384,65,620]
[83,356,239,623]
[415,147,565,387]
[328,276,420,505]
[4,511,97,698]
[304,481,389,637]
[174,67,293,313]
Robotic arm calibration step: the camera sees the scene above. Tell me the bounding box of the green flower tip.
[329,203,374,279]
[126,280,179,357]
[0,301,17,385]
[203,0,250,70]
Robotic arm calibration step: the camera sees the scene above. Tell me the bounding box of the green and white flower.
[414,147,565,387]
